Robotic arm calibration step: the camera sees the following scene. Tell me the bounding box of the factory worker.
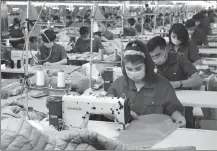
[107,40,186,127]
[185,19,209,47]
[65,15,73,28]
[192,12,210,36]
[123,18,137,36]
[147,36,203,128]
[168,23,201,65]
[38,30,68,65]
[76,26,104,53]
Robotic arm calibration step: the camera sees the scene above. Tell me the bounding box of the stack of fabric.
[1,79,24,99]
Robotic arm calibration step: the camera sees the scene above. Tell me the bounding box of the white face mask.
[14,26,19,30]
[125,66,145,82]
[44,42,53,48]
[82,37,90,41]
[153,49,168,65]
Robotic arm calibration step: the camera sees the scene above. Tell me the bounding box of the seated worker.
[115,16,122,27]
[185,19,209,47]
[37,30,68,65]
[135,18,142,33]
[147,36,203,128]
[9,20,25,49]
[75,26,104,53]
[192,13,210,36]
[65,15,73,28]
[107,40,186,127]
[156,13,163,27]
[98,22,114,41]
[168,23,201,65]
[123,18,137,36]
[143,18,153,32]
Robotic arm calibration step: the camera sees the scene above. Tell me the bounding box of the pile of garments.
[1,79,24,99]
[1,102,138,150]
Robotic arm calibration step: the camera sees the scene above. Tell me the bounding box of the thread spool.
[113,49,118,61]
[57,70,65,88]
[36,69,45,87]
[98,49,104,61]
[6,39,10,46]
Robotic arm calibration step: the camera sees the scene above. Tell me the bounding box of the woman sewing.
[168,23,201,65]
[106,40,186,127]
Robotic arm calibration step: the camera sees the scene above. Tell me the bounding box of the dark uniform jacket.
[168,41,200,63]
[107,74,184,116]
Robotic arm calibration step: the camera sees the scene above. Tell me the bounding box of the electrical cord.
[21,0,54,64]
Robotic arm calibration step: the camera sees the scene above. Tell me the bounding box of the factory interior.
[1,1,217,150]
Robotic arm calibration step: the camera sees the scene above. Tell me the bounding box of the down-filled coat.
[1,102,139,150]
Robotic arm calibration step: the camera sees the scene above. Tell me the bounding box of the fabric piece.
[30,90,49,98]
[1,117,139,150]
[1,102,47,121]
[118,114,178,148]
[1,80,24,99]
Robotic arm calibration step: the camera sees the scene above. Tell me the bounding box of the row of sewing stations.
[1,4,217,151]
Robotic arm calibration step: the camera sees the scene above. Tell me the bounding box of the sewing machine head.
[48,94,132,130]
[62,94,132,129]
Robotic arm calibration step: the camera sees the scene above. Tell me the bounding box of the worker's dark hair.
[145,4,149,8]
[185,19,195,28]
[169,23,189,46]
[123,40,155,82]
[192,13,204,22]
[79,26,89,35]
[127,18,136,26]
[42,30,56,43]
[13,18,20,27]
[66,15,72,20]
[145,17,151,23]
[146,36,167,53]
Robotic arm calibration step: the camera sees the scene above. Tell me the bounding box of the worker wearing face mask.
[75,26,104,53]
[38,30,68,66]
[9,21,25,49]
[185,19,209,48]
[147,36,203,128]
[106,40,186,128]
[168,23,201,65]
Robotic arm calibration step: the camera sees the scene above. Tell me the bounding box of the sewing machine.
[48,94,131,130]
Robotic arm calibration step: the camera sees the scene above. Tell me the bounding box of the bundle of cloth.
[1,79,24,99]
[1,102,196,150]
[29,69,96,98]
[1,102,139,150]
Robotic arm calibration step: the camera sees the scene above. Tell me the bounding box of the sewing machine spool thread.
[57,70,65,88]
[6,39,10,46]
[36,69,45,87]
[98,49,104,61]
[113,49,118,61]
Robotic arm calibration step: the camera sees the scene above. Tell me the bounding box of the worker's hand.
[130,111,138,120]
[175,115,186,128]
[44,62,53,66]
[170,81,181,89]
